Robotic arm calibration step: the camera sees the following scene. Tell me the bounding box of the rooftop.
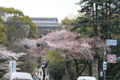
[31,17,61,28]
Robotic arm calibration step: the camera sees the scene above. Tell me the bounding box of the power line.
[1,22,120,26]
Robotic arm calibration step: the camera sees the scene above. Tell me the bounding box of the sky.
[1,0,81,22]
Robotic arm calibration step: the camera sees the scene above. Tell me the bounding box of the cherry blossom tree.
[38,30,106,77]
[39,30,105,59]
[0,47,26,71]
[18,30,93,60]
[18,30,106,59]
[18,30,110,77]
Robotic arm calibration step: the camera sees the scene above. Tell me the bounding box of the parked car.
[2,72,33,80]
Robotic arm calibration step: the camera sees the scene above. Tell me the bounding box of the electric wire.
[1,22,120,26]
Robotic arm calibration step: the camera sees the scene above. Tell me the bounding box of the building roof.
[31,17,61,28]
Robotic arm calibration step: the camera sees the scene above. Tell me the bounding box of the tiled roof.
[31,17,61,28]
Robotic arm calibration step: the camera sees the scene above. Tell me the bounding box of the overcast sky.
[1,0,80,22]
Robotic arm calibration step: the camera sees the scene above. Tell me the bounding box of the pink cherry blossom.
[18,30,110,60]
[0,47,26,71]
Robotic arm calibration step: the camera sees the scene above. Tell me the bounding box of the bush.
[72,77,77,80]
[99,76,115,79]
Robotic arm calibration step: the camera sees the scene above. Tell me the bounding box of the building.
[31,17,61,36]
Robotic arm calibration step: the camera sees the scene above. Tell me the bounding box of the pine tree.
[76,0,120,39]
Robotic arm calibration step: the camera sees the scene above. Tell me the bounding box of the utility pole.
[103,43,107,80]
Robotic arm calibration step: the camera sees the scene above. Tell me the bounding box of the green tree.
[45,50,65,80]
[0,16,7,46]
[61,14,94,37]
[61,13,84,30]
[18,53,37,74]
[0,7,38,43]
[76,0,120,39]
[5,17,30,42]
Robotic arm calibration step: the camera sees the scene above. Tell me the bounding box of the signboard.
[116,57,120,61]
[100,71,103,77]
[106,39,117,46]
[9,61,16,72]
[107,55,116,63]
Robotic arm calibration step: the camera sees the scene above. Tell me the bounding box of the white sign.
[100,71,103,77]
[9,61,16,72]
[106,39,117,46]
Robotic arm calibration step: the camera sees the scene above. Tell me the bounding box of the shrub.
[99,76,115,79]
